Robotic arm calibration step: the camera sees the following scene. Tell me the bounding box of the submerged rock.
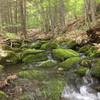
[59,57,81,70]
[52,48,80,61]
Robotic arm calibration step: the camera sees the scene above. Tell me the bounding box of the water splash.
[61,70,100,100]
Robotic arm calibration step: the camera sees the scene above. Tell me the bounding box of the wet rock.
[38,60,57,68]
[52,48,80,61]
[59,57,81,70]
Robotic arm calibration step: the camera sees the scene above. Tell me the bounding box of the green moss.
[22,53,48,63]
[30,41,46,49]
[0,91,8,100]
[59,57,81,70]
[92,50,100,57]
[21,49,44,58]
[41,78,65,100]
[18,69,46,80]
[52,48,80,61]
[41,42,59,50]
[91,65,100,78]
[79,45,96,56]
[39,60,57,68]
[80,58,92,67]
[0,50,19,64]
[75,67,88,77]
[60,40,78,49]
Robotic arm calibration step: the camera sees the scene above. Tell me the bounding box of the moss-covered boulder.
[75,67,88,77]
[52,48,80,61]
[92,50,100,57]
[21,49,44,59]
[59,57,81,70]
[91,65,100,79]
[0,91,8,100]
[60,40,78,49]
[39,60,57,68]
[22,52,48,63]
[40,78,65,100]
[91,59,100,78]
[79,45,96,56]
[18,69,46,80]
[41,42,59,50]
[80,58,92,68]
[30,41,47,49]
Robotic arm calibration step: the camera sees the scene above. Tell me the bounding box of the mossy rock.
[41,78,65,100]
[52,48,80,61]
[18,69,46,80]
[22,53,48,63]
[0,91,8,100]
[21,49,44,59]
[39,60,57,68]
[80,58,92,68]
[75,67,88,77]
[30,41,47,49]
[41,42,59,50]
[91,66,100,79]
[79,45,96,56]
[60,40,78,49]
[92,50,100,57]
[59,57,81,70]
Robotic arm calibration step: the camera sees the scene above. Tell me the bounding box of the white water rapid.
[61,70,100,100]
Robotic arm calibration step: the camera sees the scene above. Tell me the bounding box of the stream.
[0,42,100,100]
[62,70,100,100]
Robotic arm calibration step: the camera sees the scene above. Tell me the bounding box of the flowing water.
[61,70,100,100]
